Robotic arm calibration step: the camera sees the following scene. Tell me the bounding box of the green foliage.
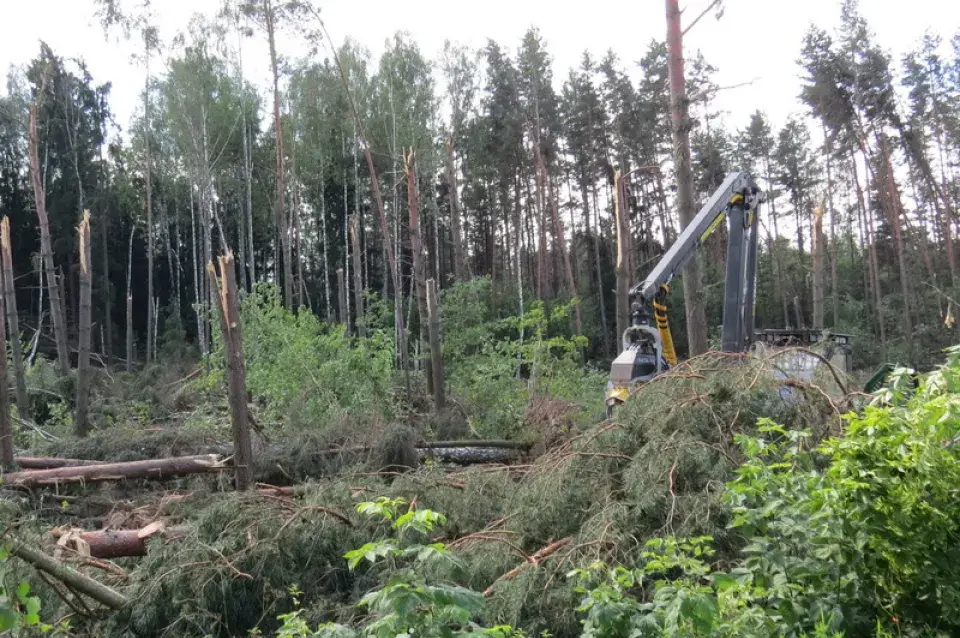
[567,345,960,636]
[0,547,67,635]
[442,278,604,439]
[273,498,523,637]
[205,284,397,431]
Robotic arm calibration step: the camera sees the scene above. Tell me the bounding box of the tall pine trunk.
[880,138,913,351]
[446,137,468,282]
[350,214,364,337]
[145,45,155,365]
[665,0,707,355]
[406,152,432,393]
[28,105,69,374]
[1,219,27,420]
[75,212,92,437]
[265,0,292,309]
[812,207,825,329]
[126,224,135,372]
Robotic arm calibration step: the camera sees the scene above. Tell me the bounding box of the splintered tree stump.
[1,454,227,488]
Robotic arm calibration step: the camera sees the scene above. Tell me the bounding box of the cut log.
[1,454,226,488]
[7,538,129,609]
[53,523,189,559]
[13,457,97,470]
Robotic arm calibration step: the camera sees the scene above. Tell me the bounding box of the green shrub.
[204,284,397,432]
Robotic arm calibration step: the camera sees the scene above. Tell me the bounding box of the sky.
[1,0,958,138]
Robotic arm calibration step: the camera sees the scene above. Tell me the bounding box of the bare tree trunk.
[0,258,9,467]
[145,47,155,365]
[208,253,253,491]
[406,151,432,393]
[337,268,347,327]
[812,207,825,330]
[126,225,135,373]
[320,163,331,323]
[665,0,707,355]
[1,218,28,420]
[446,137,468,282]
[426,278,445,411]
[880,138,913,350]
[75,211,93,437]
[852,152,886,349]
[265,0,292,309]
[350,214,364,337]
[28,106,70,374]
[824,125,839,328]
[614,170,630,345]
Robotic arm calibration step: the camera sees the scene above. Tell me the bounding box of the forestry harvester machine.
[605,171,853,417]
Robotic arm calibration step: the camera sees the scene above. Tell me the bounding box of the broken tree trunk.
[446,136,468,283]
[1,217,28,420]
[0,454,227,488]
[7,538,128,609]
[13,457,95,470]
[613,170,630,344]
[426,278,445,411]
[54,523,190,560]
[28,105,70,375]
[207,253,254,491]
[76,211,93,437]
[406,150,433,394]
[812,207,825,330]
[349,214,365,337]
[337,268,348,329]
[0,259,8,468]
[126,224,135,373]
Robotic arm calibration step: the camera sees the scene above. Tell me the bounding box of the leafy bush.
[205,284,397,431]
[271,497,523,637]
[568,345,960,636]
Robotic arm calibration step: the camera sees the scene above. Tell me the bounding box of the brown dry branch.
[483,537,571,597]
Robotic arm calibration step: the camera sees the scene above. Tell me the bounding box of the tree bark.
[13,457,95,470]
[1,218,28,420]
[446,137,468,282]
[2,454,227,488]
[126,224,135,372]
[7,539,128,609]
[812,207,825,330]
[665,0,708,355]
[614,170,630,346]
[75,211,92,437]
[208,253,253,491]
[145,44,155,365]
[426,278,445,411]
[337,268,347,327]
[349,215,365,337]
[0,261,9,468]
[406,151,433,393]
[28,105,70,374]
[53,524,190,560]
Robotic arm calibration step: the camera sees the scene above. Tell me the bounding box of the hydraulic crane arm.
[629,171,763,353]
[606,171,763,416]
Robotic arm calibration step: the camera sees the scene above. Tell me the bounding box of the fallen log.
[13,456,96,469]
[1,454,227,488]
[418,440,532,450]
[53,522,190,559]
[7,538,129,609]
